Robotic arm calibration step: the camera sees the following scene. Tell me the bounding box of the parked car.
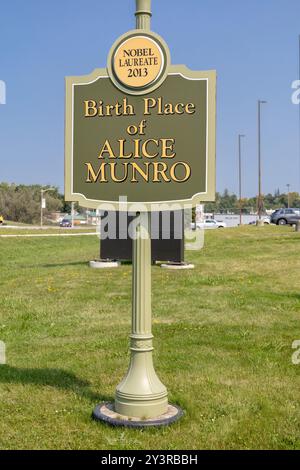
[191,219,226,230]
[60,219,72,227]
[270,208,300,226]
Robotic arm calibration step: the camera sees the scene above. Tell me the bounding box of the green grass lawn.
[0,225,299,450]
[0,227,96,235]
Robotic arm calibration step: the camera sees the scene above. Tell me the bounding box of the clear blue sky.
[0,0,299,197]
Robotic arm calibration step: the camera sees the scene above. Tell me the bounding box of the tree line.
[204,189,300,214]
[0,183,299,224]
[0,183,70,224]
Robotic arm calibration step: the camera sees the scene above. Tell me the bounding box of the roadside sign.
[65,0,217,426]
[65,32,216,210]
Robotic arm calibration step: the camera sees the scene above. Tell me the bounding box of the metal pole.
[40,190,43,228]
[298,35,300,193]
[71,202,74,228]
[287,184,290,208]
[135,0,152,30]
[258,101,262,222]
[257,100,267,225]
[115,0,168,419]
[238,134,245,226]
[115,213,168,418]
[40,187,55,228]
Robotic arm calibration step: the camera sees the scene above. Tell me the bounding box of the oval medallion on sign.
[107,31,170,95]
[114,36,163,89]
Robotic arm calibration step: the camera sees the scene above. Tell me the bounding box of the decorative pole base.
[92,402,183,428]
[114,335,168,418]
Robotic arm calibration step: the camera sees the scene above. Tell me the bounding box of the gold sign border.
[107,30,171,96]
[65,65,217,211]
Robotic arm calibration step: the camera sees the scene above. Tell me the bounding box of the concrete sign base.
[93,401,183,428]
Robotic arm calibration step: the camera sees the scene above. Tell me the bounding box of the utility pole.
[71,202,75,228]
[238,134,245,225]
[298,35,300,193]
[287,184,291,208]
[257,100,267,225]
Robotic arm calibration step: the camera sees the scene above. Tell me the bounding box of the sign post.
[114,211,169,419]
[65,0,216,426]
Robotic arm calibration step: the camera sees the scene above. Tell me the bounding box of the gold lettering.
[186,103,196,114]
[142,139,159,159]
[153,162,170,182]
[105,104,115,116]
[115,102,122,116]
[119,139,133,159]
[161,139,176,158]
[123,98,135,116]
[143,98,156,115]
[110,162,128,182]
[157,97,163,115]
[84,100,98,117]
[174,103,185,114]
[170,162,191,182]
[164,103,174,115]
[85,162,107,182]
[98,140,115,159]
[133,139,142,158]
[131,162,150,182]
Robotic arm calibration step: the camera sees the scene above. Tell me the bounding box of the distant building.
[49,212,67,223]
[195,204,205,223]
[63,214,87,225]
[86,210,101,225]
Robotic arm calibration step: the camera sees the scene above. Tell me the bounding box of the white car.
[191,219,227,230]
[248,216,270,225]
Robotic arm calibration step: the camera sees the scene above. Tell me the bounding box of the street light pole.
[287,184,291,208]
[257,100,267,225]
[298,35,300,193]
[71,202,75,228]
[238,134,245,226]
[40,187,55,227]
[40,190,43,228]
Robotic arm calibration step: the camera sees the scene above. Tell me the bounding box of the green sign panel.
[65,31,216,210]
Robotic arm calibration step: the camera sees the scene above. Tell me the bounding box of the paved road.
[0,232,96,238]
